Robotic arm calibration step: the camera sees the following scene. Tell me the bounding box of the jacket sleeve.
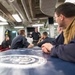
[50,38,75,62]
[37,38,53,47]
[38,40,46,47]
[23,37,30,48]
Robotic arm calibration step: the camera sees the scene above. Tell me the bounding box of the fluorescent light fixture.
[12,14,22,22]
[14,26,24,29]
[8,0,14,2]
[0,16,7,22]
[12,31,16,33]
[54,23,58,26]
[32,24,44,27]
[65,0,75,3]
[0,22,8,25]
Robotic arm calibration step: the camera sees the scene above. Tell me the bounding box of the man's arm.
[37,40,45,47]
[28,44,34,48]
[42,38,75,62]
[50,42,75,62]
[37,36,44,46]
[23,37,34,48]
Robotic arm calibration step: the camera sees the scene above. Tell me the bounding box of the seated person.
[37,32,54,47]
[11,29,34,49]
[31,27,41,46]
[55,25,63,38]
[52,26,63,45]
[42,3,75,62]
[1,35,11,49]
[57,25,63,35]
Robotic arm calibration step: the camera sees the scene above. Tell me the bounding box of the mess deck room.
[0,0,75,75]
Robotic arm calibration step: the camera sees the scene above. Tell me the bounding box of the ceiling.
[0,0,65,27]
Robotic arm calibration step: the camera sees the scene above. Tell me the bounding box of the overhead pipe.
[0,3,16,26]
[21,0,32,23]
[8,0,28,24]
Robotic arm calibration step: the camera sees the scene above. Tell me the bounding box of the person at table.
[42,2,75,62]
[1,35,11,49]
[11,29,34,49]
[52,26,63,45]
[37,32,54,47]
[31,27,41,46]
[55,25,63,38]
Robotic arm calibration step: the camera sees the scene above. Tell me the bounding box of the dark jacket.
[52,32,64,45]
[32,32,40,41]
[38,37,55,47]
[11,35,30,49]
[51,32,75,62]
[1,40,11,49]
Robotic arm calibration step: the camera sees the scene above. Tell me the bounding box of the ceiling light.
[54,23,58,26]
[0,16,7,22]
[0,22,8,25]
[65,0,75,3]
[32,24,44,27]
[14,26,24,29]
[12,14,22,22]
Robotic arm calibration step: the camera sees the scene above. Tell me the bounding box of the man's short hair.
[19,29,25,35]
[55,2,75,17]
[43,32,48,36]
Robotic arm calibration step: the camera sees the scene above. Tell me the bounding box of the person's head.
[5,35,10,41]
[57,25,63,34]
[35,27,38,32]
[18,29,25,36]
[54,2,75,28]
[42,32,48,39]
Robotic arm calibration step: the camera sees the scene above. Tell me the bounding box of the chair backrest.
[0,45,10,52]
[0,45,2,50]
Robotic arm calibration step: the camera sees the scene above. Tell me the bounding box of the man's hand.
[37,36,44,44]
[42,43,53,53]
[28,44,34,48]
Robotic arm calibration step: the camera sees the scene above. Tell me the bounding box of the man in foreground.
[42,3,75,62]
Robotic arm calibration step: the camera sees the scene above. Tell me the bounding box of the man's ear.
[60,14,64,21]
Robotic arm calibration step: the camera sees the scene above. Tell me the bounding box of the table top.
[0,47,75,75]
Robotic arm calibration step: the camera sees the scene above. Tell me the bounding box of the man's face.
[54,13,64,27]
[6,37,9,41]
[35,28,38,32]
